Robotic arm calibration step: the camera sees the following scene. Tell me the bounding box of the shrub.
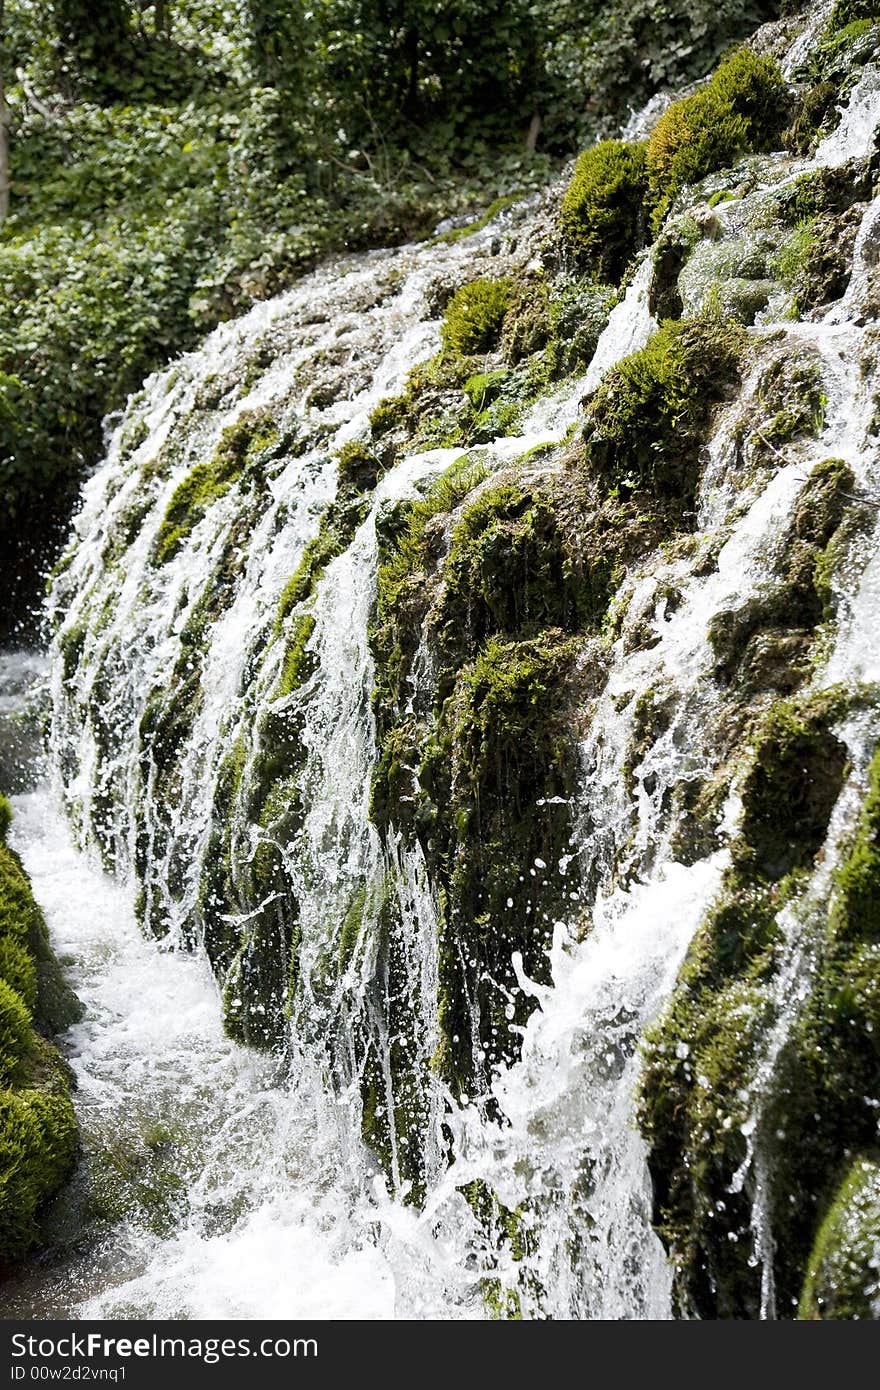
[559,139,648,281]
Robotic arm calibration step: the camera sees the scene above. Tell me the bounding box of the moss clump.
[0,1088,79,1262]
[0,936,38,1014]
[153,408,279,564]
[583,313,745,502]
[0,977,33,1083]
[0,804,79,1261]
[544,281,617,379]
[422,633,581,1085]
[774,209,864,315]
[784,82,840,155]
[737,697,849,879]
[753,349,826,448]
[647,49,790,227]
[336,439,384,500]
[500,282,553,365]
[709,458,855,692]
[0,796,11,839]
[441,279,513,357]
[370,393,410,437]
[799,1159,880,1318]
[640,693,880,1318]
[558,140,648,283]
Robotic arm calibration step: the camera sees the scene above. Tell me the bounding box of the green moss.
[441,278,513,357]
[737,694,849,879]
[800,1159,880,1318]
[433,196,516,245]
[369,392,409,437]
[708,459,855,691]
[774,208,863,314]
[500,282,552,365]
[0,820,79,1261]
[153,407,279,564]
[755,348,826,447]
[544,281,617,379]
[0,937,38,1014]
[784,82,840,155]
[0,1087,78,1261]
[646,49,790,228]
[583,312,745,502]
[639,694,880,1318]
[0,977,32,1084]
[559,139,648,282]
[0,795,11,839]
[336,439,384,501]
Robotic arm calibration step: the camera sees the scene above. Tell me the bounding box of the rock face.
[44,6,880,1316]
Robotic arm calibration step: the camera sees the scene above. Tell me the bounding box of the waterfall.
[5,7,880,1319]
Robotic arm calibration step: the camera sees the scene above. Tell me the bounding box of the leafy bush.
[559,140,648,281]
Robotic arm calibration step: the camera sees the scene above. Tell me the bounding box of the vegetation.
[0,0,782,636]
[0,800,80,1262]
[558,139,648,281]
[646,47,790,226]
[582,312,746,500]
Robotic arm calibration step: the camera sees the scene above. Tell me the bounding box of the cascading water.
[5,7,880,1320]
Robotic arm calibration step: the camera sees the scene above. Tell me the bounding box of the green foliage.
[0,796,11,840]
[647,48,790,226]
[559,140,648,282]
[583,312,745,499]
[441,279,513,357]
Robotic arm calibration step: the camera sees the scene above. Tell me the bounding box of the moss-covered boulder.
[800,1159,880,1319]
[0,803,81,1263]
[582,312,746,503]
[647,49,791,228]
[641,718,880,1318]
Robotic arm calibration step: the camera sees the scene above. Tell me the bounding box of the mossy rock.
[0,1087,78,1261]
[0,936,37,1014]
[0,805,80,1261]
[583,312,746,502]
[800,1159,880,1318]
[737,695,849,879]
[559,139,648,283]
[647,48,791,228]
